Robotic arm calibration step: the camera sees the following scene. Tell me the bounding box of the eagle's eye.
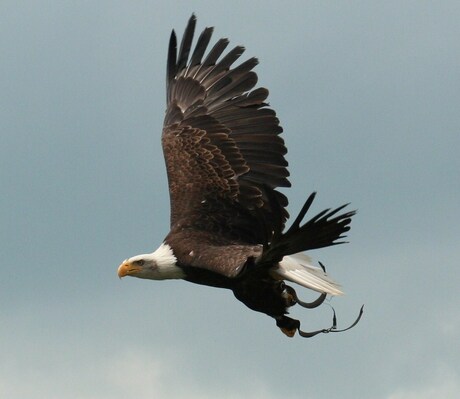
[136,259,145,266]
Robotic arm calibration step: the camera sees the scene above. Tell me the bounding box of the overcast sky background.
[1,1,459,398]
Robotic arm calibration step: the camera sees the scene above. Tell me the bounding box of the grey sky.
[1,1,459,398]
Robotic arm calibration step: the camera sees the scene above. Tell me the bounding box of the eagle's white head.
[117,243,185,280]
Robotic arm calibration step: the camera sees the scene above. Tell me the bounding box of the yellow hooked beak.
[117,261,142,278]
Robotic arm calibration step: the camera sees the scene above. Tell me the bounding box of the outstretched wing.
[162,15,290,244]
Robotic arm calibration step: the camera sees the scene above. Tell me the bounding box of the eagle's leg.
[279,260,329,309]
[276,305,364,338]
[283,285,327,309]
[276,313,336,338]
[275,315,301,338]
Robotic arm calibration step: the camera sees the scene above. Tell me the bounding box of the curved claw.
[297,305,364,338]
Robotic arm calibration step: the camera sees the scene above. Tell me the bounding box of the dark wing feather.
[163,14,290,248]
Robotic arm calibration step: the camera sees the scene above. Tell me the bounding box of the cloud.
[0,344,293,399]
[386,365,459,399]
[102,349,298,399]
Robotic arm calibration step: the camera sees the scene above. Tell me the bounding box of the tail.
[274,253,343,296]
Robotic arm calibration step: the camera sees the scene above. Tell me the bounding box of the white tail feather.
[273,253,344,296]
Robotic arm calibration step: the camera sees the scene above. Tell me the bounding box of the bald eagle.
[118,15,362,338]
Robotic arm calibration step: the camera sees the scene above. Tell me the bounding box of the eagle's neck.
[146,243,185,280]
[151,242,177,266]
